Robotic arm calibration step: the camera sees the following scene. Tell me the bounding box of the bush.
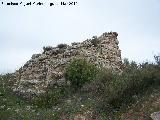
[95,59,160,109]
[57,44,67,49]
[91,36,99,47]
[65,59,98,89]
[81,57,160,118]
[34,86,71,108]
[154,54,160,65]
[43,46,53,52]
[34,89,61,108]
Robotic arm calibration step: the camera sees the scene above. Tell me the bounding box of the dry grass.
[117,87,160,120]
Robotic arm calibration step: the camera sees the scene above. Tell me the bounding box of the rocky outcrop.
[13,32,123,99]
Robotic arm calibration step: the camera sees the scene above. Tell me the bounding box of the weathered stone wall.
[13,32,123,98]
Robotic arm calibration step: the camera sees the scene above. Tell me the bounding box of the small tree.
[43,46,53,52]
[65,59,98,89]
[154,54,160,65]
[57,44,67,49]
[91,36,99,47]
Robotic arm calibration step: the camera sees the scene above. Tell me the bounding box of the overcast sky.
[0,0,160,73]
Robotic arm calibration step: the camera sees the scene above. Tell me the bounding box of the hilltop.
[0,32,160,120]
[13,32,122,99]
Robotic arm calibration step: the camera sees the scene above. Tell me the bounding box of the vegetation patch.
[0,55,160,119]
[65,59,99,89]
[57,44,67,49]
[90,36,100,47]
[43,46,53,52]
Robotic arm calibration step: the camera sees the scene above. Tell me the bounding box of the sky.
[0,0,160,73]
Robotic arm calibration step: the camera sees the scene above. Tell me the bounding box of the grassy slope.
[0,74,60,120]
[114,86,160,120]
[0,60,160,120]
[1,75,160,120]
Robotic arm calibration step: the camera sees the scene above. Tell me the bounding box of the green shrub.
[34,85,72,108]
[57,44,67,49]
[65,59,98,89]
[154,54,160,65]
[43,46,53,52]
[97,59,160,108]
[34,89,61,108]
[82,57,160,118]
[91,36,99,47]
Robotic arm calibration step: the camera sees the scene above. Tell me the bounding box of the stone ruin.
[13,32,123,98]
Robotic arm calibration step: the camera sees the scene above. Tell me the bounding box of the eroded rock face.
[13,32,123,99]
